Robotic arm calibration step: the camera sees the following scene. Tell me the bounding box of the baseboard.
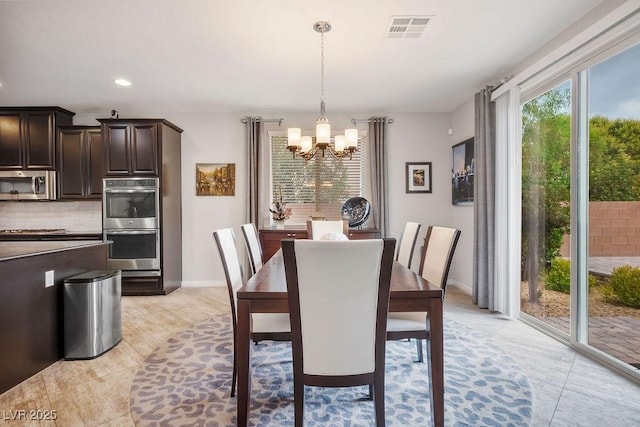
[181,281,226,288]
[448,279,471,295]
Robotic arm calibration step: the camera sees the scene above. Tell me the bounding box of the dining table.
[236,248,445,427]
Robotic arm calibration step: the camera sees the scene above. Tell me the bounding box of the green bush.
[545,258,571,293]
[604,265,640,308]
[544,257,596,294]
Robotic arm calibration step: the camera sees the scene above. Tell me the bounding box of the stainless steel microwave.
[0,170,57,201]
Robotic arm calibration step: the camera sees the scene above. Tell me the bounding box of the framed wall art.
[405,162,432,193]
[195,163,236,196]
[452,137,474,205]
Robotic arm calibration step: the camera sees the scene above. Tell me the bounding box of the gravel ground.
[520,281,640,319]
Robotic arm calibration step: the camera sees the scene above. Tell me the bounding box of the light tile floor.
[1,286,639,426]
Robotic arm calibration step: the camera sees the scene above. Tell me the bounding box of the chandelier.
[287,21,358,161]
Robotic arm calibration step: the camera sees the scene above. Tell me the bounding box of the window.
[519,38,640,374]
[270,135,364,223]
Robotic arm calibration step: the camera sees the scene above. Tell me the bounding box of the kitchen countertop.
[0,231,103,241]
[0,240,108,261]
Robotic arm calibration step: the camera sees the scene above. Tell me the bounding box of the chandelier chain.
[320,30,325,105]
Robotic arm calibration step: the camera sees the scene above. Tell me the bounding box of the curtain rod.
[350,118,394,125]
[489,77,510,92]
[240,118,284,125]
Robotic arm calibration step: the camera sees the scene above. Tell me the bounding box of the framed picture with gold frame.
[195,163,236,196]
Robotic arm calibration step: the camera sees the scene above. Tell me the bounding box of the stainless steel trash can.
[63,270,122,359]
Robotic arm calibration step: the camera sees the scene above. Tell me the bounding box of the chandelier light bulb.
[288,128,301,147]
[345,128,358,148]
[334,135,346,152]
[301,136,313,153]
[316,121,331,145]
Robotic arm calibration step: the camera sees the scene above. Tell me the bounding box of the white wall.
[172,113,246,286]
[448,99,475,292]
[386,113,454,272]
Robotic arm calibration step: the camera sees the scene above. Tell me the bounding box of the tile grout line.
[547,352,577,426]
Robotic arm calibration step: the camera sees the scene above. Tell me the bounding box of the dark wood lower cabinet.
[121,276,163,296]
[259,228,382,262]
[0,242,108,394]
[259,229,308,262]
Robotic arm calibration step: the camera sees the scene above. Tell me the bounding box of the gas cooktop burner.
[0,228,66,234]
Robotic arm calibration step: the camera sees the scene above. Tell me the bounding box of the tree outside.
[521,87,640,304]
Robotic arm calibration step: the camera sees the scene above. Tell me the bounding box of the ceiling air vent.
[386,16,431,38]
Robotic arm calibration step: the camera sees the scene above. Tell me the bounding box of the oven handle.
[103,189,157,194]
[105,230,158,235]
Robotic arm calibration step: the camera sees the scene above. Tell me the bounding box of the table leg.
[237,299,252,426]
[428,297,444,427]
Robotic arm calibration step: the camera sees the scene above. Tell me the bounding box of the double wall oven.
[103,178,160,276]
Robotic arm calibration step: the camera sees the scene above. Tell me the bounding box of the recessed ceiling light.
[114,78,131,86]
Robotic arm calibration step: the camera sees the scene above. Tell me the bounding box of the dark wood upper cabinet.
[131,123,158,175]
[0,112,23,167]
[99,119,182,177]
[86,129,104,197]
[57,126,103,200]
[102,123,130,176]
[0,107,74,170]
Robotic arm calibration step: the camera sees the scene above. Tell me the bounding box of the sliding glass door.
[520,39,640,372]
[521,81,572,335]
[585,42,640,369]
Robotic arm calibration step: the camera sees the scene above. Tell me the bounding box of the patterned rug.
[130,314,532,426]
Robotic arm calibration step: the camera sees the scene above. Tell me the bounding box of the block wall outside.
[559,201,640,257]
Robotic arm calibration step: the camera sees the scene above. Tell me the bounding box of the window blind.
[271,135,363,222]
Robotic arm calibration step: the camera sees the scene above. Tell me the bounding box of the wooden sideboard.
[259,227,382,262]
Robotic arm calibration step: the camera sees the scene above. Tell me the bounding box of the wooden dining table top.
[238,249,444,307]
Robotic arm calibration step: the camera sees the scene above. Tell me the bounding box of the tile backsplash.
[0,201,102,232]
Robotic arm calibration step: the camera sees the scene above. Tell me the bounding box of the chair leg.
[294,379,304,427]
[415,339,424,363]
[230,330,238,397]
[425,338,432,402]
[373,381,386,426]
[231,350,237,398]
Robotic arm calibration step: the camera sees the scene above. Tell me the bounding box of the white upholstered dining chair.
[395,221,422,270]
[282,238,396,427]
[306,220,348,240]
[387,225,461,362]
[213,228,290,397]
[240,223,263,276]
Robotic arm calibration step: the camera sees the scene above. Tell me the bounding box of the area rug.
[130,314,532,426]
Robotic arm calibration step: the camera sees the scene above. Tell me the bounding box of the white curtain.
[494,90,521,317]
[474,87,521,317]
